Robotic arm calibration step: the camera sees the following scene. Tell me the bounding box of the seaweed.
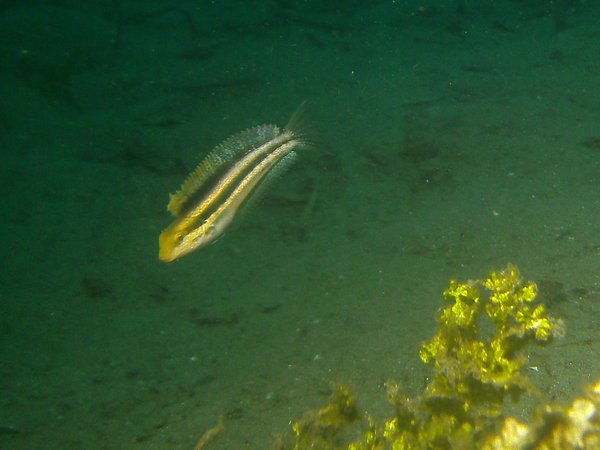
[278,265,600,449]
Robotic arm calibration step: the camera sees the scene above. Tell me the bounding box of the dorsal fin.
[167,124,280,216]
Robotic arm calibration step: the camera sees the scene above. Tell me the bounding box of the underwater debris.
[278,265,600,449]
[194,415,224,450]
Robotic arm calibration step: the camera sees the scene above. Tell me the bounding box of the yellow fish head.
[158,220,220,262]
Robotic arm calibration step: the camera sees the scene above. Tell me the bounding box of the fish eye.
[202,221,215,235]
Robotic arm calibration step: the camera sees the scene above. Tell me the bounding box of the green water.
[2,1,600,448]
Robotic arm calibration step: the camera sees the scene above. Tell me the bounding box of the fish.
[158,104,311,262]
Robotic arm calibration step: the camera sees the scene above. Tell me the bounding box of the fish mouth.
[158,231,178,262]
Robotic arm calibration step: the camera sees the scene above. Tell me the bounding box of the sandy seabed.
[2,1,600,448]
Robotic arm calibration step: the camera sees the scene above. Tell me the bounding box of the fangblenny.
[159,104,312,262]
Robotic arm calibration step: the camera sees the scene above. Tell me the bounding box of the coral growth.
[279,265,600,449]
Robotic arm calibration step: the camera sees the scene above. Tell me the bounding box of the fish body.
[159,107,309,262]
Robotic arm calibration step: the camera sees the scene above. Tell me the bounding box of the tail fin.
[285,101,318,150]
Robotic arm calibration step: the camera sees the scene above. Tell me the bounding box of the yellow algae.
[277,265,600,450]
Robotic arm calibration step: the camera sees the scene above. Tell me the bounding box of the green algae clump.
[277,265,600,450]
[419,264,560,419]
